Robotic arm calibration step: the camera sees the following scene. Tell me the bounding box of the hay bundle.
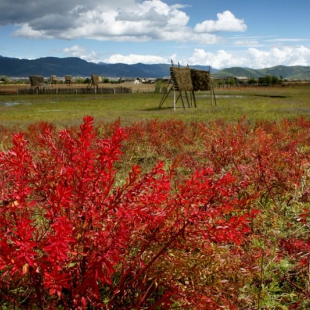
[50,75,58,84]
[65,75,73,85]
[91,74,99,86]
[170,67,193,91]
[29,75,44,86]
[190,69,212,91]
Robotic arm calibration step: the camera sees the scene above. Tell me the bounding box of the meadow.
[0,85,310,309]
[0,84,310,128]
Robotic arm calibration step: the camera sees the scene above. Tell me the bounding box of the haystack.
[29,75,45,87]
[170,67,193,92]
[65,75,73,85]
[190,69,212,91]
[91,74,99,87]
[50,75,58,84]
[87,74,100,89]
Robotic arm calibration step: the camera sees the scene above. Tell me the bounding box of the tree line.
[215,74,283,87]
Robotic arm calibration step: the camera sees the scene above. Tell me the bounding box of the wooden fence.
[0,87,132,95]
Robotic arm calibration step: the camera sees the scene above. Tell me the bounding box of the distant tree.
[258,75,272,86]
[0,76,9,84]
[248,77,257,85]
[228,77,236,86]
[265,75,272,85]
[216,79,225,87]
[75,78,85,84]
[258,75,282,86]
[271,75,281,85]
[155,79,167,93]
[84,78,91,84]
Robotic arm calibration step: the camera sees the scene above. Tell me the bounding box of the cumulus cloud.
[13,24,54,40]
[63,45,101,63]
[62,45,170,64]
[104,53,169,64]
[186,46,310,69]
[194,11,247,33]
[1,0,246,44]
[187,49,245,68]
[61,43,310,68]
[247,46,310,68]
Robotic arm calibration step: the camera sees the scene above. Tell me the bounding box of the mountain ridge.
[1,55,310,80]
[0,55,214,78]
[214,65,310,80]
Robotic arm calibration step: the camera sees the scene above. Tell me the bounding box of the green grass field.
[0,85,310,128]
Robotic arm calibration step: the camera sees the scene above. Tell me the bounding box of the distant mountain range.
[0,55,212,78]
[214,66,310,80]
[1,55,310,80]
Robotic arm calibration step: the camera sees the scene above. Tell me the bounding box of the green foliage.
[228,77,236,86]
[248,77,257,85]
[74,77,86,84]
[258,75,282,85]
[155,79,168,93]
[0,76,9,84]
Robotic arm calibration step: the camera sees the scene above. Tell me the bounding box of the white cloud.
[13,23,54,39]
[194,11,247,33]
[187,49,245,68]
[266,38,309,43]
[62,45,310,68]
[63,45,100,63]
[233,40,260,47]
[10,0,191,41]
[104,53,169,64]
[186,46,310,69]
[63,47,171,64]
[248,46,310,68]
[4,1,246,45]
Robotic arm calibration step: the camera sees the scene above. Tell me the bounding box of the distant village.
[1,71,310,89]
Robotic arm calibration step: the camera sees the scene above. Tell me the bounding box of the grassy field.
[1,83,310,308]
[0,83,310,129]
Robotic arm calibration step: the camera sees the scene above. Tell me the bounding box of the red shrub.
[0,116,257,309]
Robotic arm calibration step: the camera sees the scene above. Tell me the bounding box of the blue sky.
[1,0,310,69]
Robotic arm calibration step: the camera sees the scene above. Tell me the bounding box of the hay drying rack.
[159,61,216,110]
